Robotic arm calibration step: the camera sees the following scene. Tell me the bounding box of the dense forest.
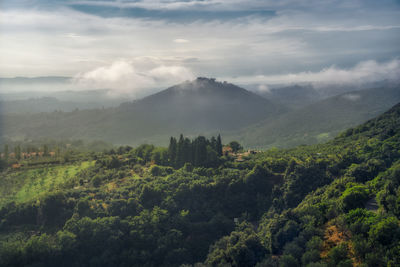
[0,103,400,266]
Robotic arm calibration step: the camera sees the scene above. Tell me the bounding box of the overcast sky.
[0,0,399,96]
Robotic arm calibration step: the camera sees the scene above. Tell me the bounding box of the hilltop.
[2,78,283,145]
[2,78,400,148]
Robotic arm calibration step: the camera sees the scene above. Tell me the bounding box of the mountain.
[3,78,399,147]
[0,97,112,114]
[0,76,73,94]
[119,77,284,130]
[229,85,400,148]
[257,80,400,110]
[0,76,70,85]
[1,77,283,145]
[258,84,321,109]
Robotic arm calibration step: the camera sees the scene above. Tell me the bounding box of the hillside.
[0,89,127,112]
[0,97,109,114]
[231,85,400,148]
[0,102,399,266]
[2,79,400,148]
[2,78,283,145]
[258,84,321,109]
[257,80,400,110]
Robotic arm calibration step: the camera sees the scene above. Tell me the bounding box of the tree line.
[168,134,223,168]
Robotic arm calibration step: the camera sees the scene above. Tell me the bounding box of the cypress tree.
[210,136,217,151]
[183,137,192,165]
[216,134,223,156]
[168,137,177,167]
[194,136,207,166]
[177,134,185,168]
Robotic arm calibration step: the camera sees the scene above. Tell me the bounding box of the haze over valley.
[1,1,400,267]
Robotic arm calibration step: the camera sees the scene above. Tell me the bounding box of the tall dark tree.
[194,136,208,166]
[216,134,223,156]
[176,134,185,168]
[183,137,192,165]
[168,137,177,167]
[210,136,217,150]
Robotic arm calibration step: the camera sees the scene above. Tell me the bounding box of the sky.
[0,0,400,97]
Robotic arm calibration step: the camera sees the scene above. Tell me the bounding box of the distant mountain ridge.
[0,97,111,113]
[1,77,283,145]
[119,77,284,130]
[230,85,400,148]
[258,80,400,110]
[0,76,71,83]
[2,78,400,147]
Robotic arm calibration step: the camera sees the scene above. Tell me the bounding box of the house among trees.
[222,146,233,156]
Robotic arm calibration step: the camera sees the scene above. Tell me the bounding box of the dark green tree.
[183,137,192,164]
[217,134,223,156]
[176,134,185,168]
[194,136,208,166]
[229,141,242,153]
[168,137,177,167]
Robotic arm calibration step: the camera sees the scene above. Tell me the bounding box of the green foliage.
[229,141,243,153]
[206,223,267,267]
[1,103,400,266]
[339,185,369,212]
[368,216,400,246]
[327,243,351,267]
[167,134,223,168]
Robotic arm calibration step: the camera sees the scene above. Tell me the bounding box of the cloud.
[67,0,399,13]
[173,38,189,43]
[73,60,194,97]
[257,84,271,93]
[0,1,399,79]
[69,0,218,10]
[226,59,400,87]
[342,94,361,101]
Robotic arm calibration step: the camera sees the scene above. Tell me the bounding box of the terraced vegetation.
[0,161,94,207]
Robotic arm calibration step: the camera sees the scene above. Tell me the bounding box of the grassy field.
[0,161,94,208]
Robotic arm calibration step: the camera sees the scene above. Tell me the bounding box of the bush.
[279,254,299,267]
[327,243,351,266]
[150,165,162,176]
[302,250,320,265]
[368,216,400,246]
[92,175,102,187]
[339,185,369,212]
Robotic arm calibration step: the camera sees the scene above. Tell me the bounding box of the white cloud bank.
[228,59,400,87]
[73,59,194,97]
[73,58,400,99]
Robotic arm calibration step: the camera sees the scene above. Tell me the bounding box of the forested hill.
[2,77,283,145]
[116,77,284,132]
[0,103,399,266]
[231,85,400,148]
